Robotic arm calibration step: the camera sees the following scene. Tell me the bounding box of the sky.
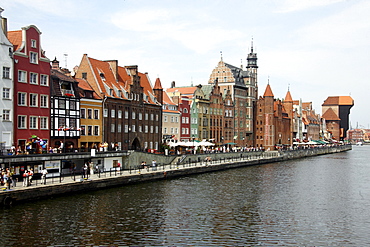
[2,0,369,128]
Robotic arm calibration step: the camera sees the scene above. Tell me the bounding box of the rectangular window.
[156,114,159,121]
[87,126,92,135]
[164,116,167,122]
[2,88,10,99]
[145,125,148,133]
[94,109,99,119]
[164,127,167,134]
[111,124,115,132]
[81,108,86,118]
[30,72,38,84]
[70,101,76,110]
[18,115,26,129]
[150,114,154,121]
[40,117,48,129]
[69,118,76,129]
[118,124,122,133]
[118,110,122,119]
[30,93,38,107]
[125,111,129,119]
[31,39,37,48]
[88,109,92,119]
[155,126,158,133]
[30,52,38,64]
[18,92,27,106]
[171,116,174,123]
[18,70,27,82]
[124,125,128,133]
[81,125,86,135]
[139,113,142,120]
[40,74,48,86]
[139,126,142,132]
[103,109,108,117]
[94,126,99,135]
[111,109,115,118]
[2,67,10,79]
[150,126,153,133]
[145,113,148,120]
[132,125,136,132]
[40,95,48,107]
[59,99,66,108]
[2,109,10,121]
[132,112,136,119]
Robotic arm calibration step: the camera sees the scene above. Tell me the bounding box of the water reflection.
[1,146,370,246]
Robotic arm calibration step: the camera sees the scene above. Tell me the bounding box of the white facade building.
[0,8,14,152]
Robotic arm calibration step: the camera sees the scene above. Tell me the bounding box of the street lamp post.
[192,135,195,154]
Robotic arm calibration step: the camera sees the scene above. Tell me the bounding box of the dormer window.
[100,73,105,81]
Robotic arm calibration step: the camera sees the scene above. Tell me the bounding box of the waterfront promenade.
[0,145,351,206]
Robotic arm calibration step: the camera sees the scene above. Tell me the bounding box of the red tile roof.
[263,84,274,97]
[284,90,293,102]
[322,107,340,120]
[166,86,198,95]
[322,96,354,106]
[7,30,22,51]
[163,91,176,106]
[154,78,163,90]
[75,78,102,99]
[85,56,159,105]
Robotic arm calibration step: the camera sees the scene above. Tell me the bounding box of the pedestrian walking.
[152,160,157,171]
[41,167,48,184]
[28,168,34,185]
[23,170,29,187]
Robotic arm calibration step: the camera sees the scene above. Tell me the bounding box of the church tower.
[246,38,258,147]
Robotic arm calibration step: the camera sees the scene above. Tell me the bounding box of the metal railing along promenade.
[1,151,280,192]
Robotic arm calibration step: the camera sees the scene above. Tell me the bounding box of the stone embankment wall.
[1,145,351,206]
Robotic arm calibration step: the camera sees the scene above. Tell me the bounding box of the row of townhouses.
[0,9,354,155]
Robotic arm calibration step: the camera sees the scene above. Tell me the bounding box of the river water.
[1,146,370,246]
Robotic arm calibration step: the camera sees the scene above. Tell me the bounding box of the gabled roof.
[263,84,274,97]
[7,30,22,51]
[322,107,340,120]
[166,86,198,96]
[163,91,177,106]
[322,96,354,106]
[224,62,248,87]
[50,69,76,82]
[201,85,213,100]
[75,78,101,100]
[83,55,159,105]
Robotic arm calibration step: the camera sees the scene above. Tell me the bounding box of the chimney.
[126,65,138,76]
[106,60,118,81]
[0,8,8,37]
[171,81,176,88]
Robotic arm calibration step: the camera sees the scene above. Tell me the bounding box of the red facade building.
[8,25,50,153]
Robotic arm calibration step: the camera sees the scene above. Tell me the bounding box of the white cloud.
[111,8,244,54]
[275,0,346,13]
[295,1,370,49]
